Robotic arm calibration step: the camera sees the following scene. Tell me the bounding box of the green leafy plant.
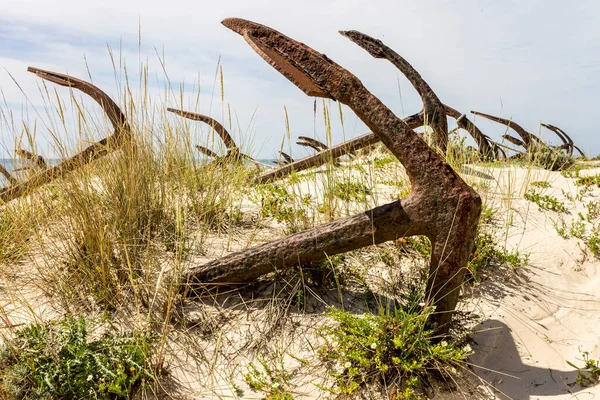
[586,201,600,222]
[587,231,600,258]
[569,220,587,239]
[319,306,469,396]
[561,166,582,178]
[524,190,568,213]
[373,156,397,169]
[575,174,600,188]
[244,357,293,400]
[256,183,311,233]
[567,351,600,387]
[553,217,569,239]
[468,232,528,276]
[333,180,372,202]
[528,144,574,171]
[0,315,154,400]
[531,180,551,189]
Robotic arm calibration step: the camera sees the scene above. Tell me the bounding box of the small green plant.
[333,180,372,202]
[569,220,587,239]
[586,201,600,222]
[244,357,293,400]
[468,232,528,276]
[256,183,311,233]
[373,155,397,169]
[587,231,600,258]
[524,190,567,213]
[566,351,600,387]
[528,144,574,171]
[531,180,551,189]
[319,306,469,396]
[553,217,569,239]
[0,315,154,400]
[561,166,581,178]
[575,174,600,188]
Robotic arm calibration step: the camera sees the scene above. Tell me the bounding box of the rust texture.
[443,105,494,159]
[471,110,542,149]
[502,134,526,148]
[17,149,48,170]
[279,152,293,164]
[0,165,17,186]
[541,123,585,157]
[195,145,219,159]
[297,136,329,152]
[167,108,258,166]
[0,67,131,203]
[341,30,448,153]
[168,108,236,150]
[184,18,482,333]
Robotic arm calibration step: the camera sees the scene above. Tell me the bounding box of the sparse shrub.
[561,166,582,178]
[373,156,396,169]
[586,201,600,222]
[524,190,567,213]
[567,351,600,387]
[244,357,293,400]
[529,144,574,171]
[333,180,372,202]
[256,183,311,233]
[587,232,600,258]
[0,315,154,400]
[319,306,469,396]
[531,180,551,189]
[570,220,587,239]
[468,232,528,277]
[575,174,600,188]
[553,218,569,239]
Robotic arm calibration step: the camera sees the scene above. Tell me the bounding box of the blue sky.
[1,0,599,159]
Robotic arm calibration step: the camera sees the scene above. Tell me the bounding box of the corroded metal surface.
[167,107,259,166]
[0,67,131,203]
[471,110,542,149]
[541,123,585,157]
[184,18,482,333]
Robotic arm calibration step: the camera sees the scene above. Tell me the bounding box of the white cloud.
[1,0,599,158]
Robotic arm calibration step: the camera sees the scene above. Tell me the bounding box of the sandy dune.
[459,165,600,399]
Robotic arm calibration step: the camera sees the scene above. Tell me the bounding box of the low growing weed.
[333,180,371,203]
[244,357,293,400]
[531,180,551,189]
[468,232,528,277]
[575,174,600,188]
[255,183,312,233]
[567,351,600,387]
[319,306,470,396]
[0,315,154,400]
[587,230,600,258]
[524,189,568,213]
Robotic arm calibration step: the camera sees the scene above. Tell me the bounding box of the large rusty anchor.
[183,19,482,333]
[0,67,131,203]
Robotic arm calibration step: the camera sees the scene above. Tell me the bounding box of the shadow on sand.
[469,319,594,399]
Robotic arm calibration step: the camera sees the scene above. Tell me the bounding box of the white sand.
[1,159,599,399]
[458,164,600,399]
